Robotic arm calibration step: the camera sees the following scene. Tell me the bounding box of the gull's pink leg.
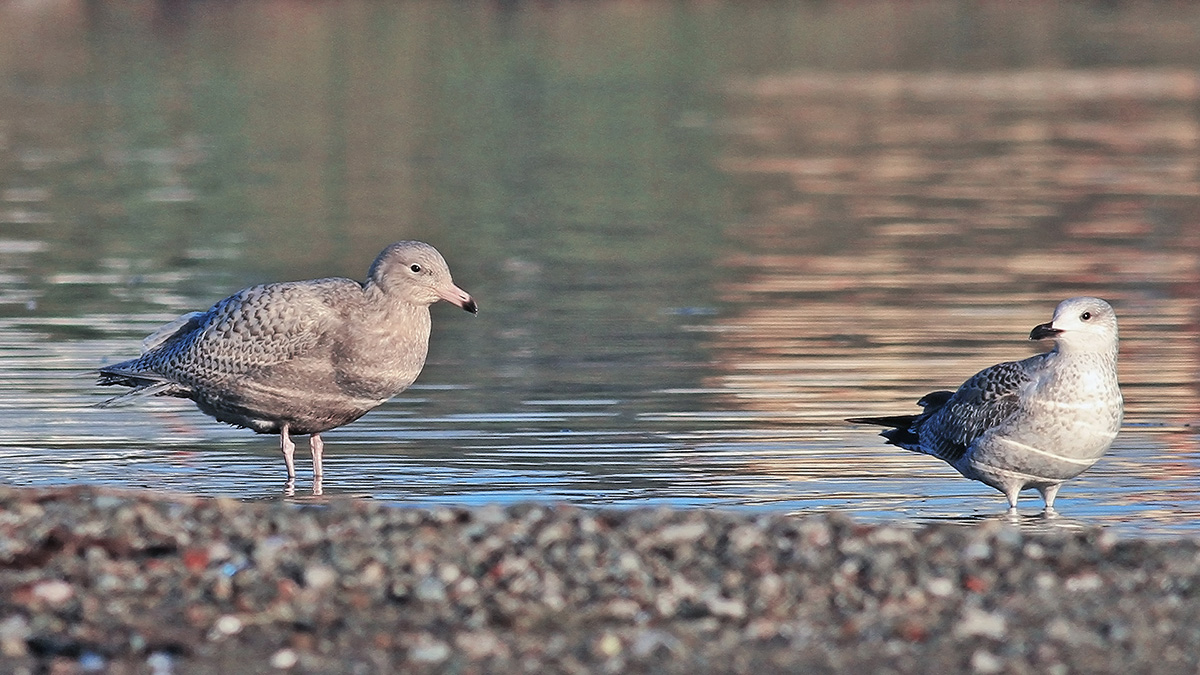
[311,433,324,479]
[280,424,296,479]
[1004,484,1020,514]
[1038,483,1062,513]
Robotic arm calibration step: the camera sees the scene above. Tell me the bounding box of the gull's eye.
[1080,311,1091,321]
[410,264,422,273]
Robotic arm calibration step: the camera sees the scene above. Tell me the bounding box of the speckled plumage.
[849,297,1123,512]
[99,241,477,480]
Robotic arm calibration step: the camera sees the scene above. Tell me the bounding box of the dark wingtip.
[917,390,955,410]
[846,414,919,428]
[463,298,478,315]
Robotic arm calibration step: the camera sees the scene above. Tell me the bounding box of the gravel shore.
[1,486,1197,674]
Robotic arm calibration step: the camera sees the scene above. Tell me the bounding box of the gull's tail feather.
[96,364,189,408]
[848,414,921,450]
[95,381,181,408]
[847,389,952,450]
[846,414,919,428]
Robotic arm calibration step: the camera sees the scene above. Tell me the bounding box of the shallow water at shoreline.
[1,2,1199,537]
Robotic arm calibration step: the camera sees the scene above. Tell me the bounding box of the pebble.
[413,576,448,603]
[971,649,1004,674]
[303,564,337,591]
[270,648,298,669]
[595,632,622,658]
[30,580,73,606]
[214,615,242,636]
[409,636,451,663]
[78,651,105,672]
[954,607,1007,639]
[925,577,955,597]
[0,616,29,657]
[0,486,1197,674]
[146,651,174,675]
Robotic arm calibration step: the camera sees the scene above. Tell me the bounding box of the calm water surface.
[1,2,1199,536]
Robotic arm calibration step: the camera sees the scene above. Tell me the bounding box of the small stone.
[455,631,502,660]
[410,637,450,663]
[1064,572,1103,592]
[705,594,747,619]
[146,651,174,675]
[31,580,73,606]
[954,608,1007,640]
[304,564,338,590]
[596,632,622,658]
[603,599,641,619]
[79,651,106,672]
[438,564,462,584]
[926,577,955,597]
[207,542,233,562]
[472,505,508,526]
[971,649,1004,674]
[757,574,783,599]
[215,615,242,636]
[414,577,448,603]
[0,615,30,657]
[962,541,991,561]
[270,648,298,669]
[360,561,385,586]
[994,527,1023,549]
[1096,530,1119,551]
[617,551,641,573]
[631,629,681,657]
[867,527,913,545]
[1047,617,1074,640]
[92,495,125,509]
[729,525,766,552]
[182,547,210,572]
[654,521,708,545]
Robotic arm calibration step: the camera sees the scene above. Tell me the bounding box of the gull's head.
[368,241,477,313]
[1029,296,1118,354]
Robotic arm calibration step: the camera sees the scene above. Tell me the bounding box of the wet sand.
[1,486,1197,674]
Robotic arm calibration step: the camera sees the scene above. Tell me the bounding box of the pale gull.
[848,297,1122,512]
[98,241,477,480]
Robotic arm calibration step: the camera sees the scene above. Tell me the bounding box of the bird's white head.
[1029,296,1118,356]
[367,241,477,314]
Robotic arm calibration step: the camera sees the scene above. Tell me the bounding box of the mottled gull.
[98,241,477,479]
[848,297,1122,512]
